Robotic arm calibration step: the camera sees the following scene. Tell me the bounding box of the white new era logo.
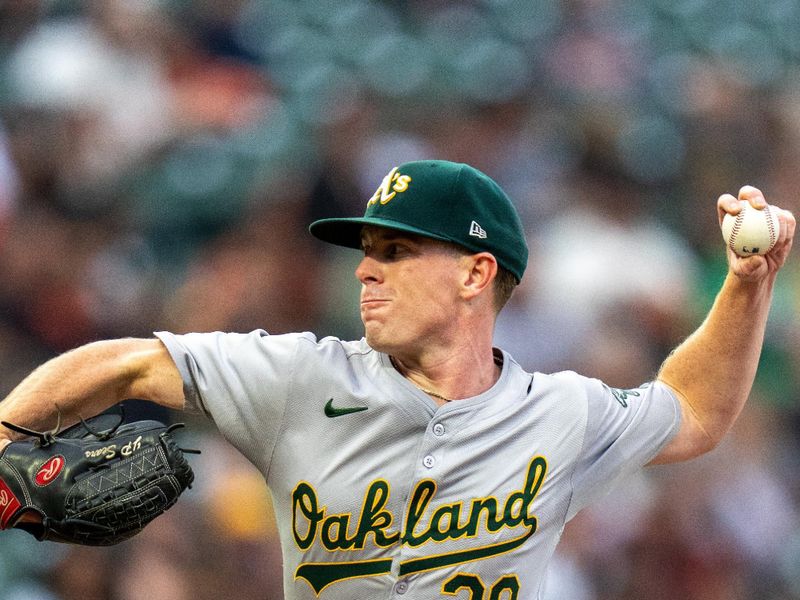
[469,221,487,239]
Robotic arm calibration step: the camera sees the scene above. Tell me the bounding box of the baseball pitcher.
[0,160,794,599]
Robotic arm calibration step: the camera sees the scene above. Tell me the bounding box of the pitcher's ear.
[460,252,498,302]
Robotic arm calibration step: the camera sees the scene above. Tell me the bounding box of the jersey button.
[423,455,435,468]
[395,580,409,594]
[432,423,445,436]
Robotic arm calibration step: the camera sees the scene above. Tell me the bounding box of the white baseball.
[721,202,780,257]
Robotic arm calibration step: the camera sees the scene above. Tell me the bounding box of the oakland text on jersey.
[291,456,547,594]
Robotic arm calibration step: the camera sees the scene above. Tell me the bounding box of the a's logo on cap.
[367,167,412,207]
[469,221,487,239]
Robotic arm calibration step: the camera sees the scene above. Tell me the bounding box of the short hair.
[492,266,518,313]
[432,238,519,313]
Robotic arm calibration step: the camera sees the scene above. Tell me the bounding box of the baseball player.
[0,160,795,599]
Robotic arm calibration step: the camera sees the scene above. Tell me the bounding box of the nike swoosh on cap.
[324,398,368,418]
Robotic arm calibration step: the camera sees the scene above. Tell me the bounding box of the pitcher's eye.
[385,243,410,259]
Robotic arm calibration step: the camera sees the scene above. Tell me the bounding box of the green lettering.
[489,575,520,600]
[294,456,549,595]
[503,457,546,530]
[402,479,436,547]
[295,558,393,594]
[353,480,400,548]
[443,573,485,597]
[292,482,323,550]
[321,513,354,550]
[399,526,536,576]
[467,497,503,535]
[429,503,469,542]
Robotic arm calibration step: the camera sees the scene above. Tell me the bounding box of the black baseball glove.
[0,410,197,545]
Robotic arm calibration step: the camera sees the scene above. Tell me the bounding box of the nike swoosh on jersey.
[324,398,368,418]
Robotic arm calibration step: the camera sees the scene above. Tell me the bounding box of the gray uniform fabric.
[156,330,680,600]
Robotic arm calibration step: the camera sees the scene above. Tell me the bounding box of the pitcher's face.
[356,227,465,355]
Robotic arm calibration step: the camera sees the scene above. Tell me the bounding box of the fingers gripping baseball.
[718,186,795,281]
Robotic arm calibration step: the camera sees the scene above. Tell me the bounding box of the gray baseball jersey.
[155,330,680,600]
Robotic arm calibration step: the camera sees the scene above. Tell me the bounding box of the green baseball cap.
[308,160,528,281]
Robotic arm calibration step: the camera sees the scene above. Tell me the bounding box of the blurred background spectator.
[0,0,799,598]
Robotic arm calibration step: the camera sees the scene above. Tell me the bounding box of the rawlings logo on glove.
[0,410,198,545]
[35,456,66,486]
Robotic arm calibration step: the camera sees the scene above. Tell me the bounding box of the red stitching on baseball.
[765,205,777,250]
[729,208,744,251]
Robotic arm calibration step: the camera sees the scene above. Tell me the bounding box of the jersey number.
[441,572,520,599]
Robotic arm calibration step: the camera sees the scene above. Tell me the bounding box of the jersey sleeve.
[564,373,681,520]
[154,329,314,474]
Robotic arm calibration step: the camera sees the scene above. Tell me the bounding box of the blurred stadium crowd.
[0,0,799,598]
